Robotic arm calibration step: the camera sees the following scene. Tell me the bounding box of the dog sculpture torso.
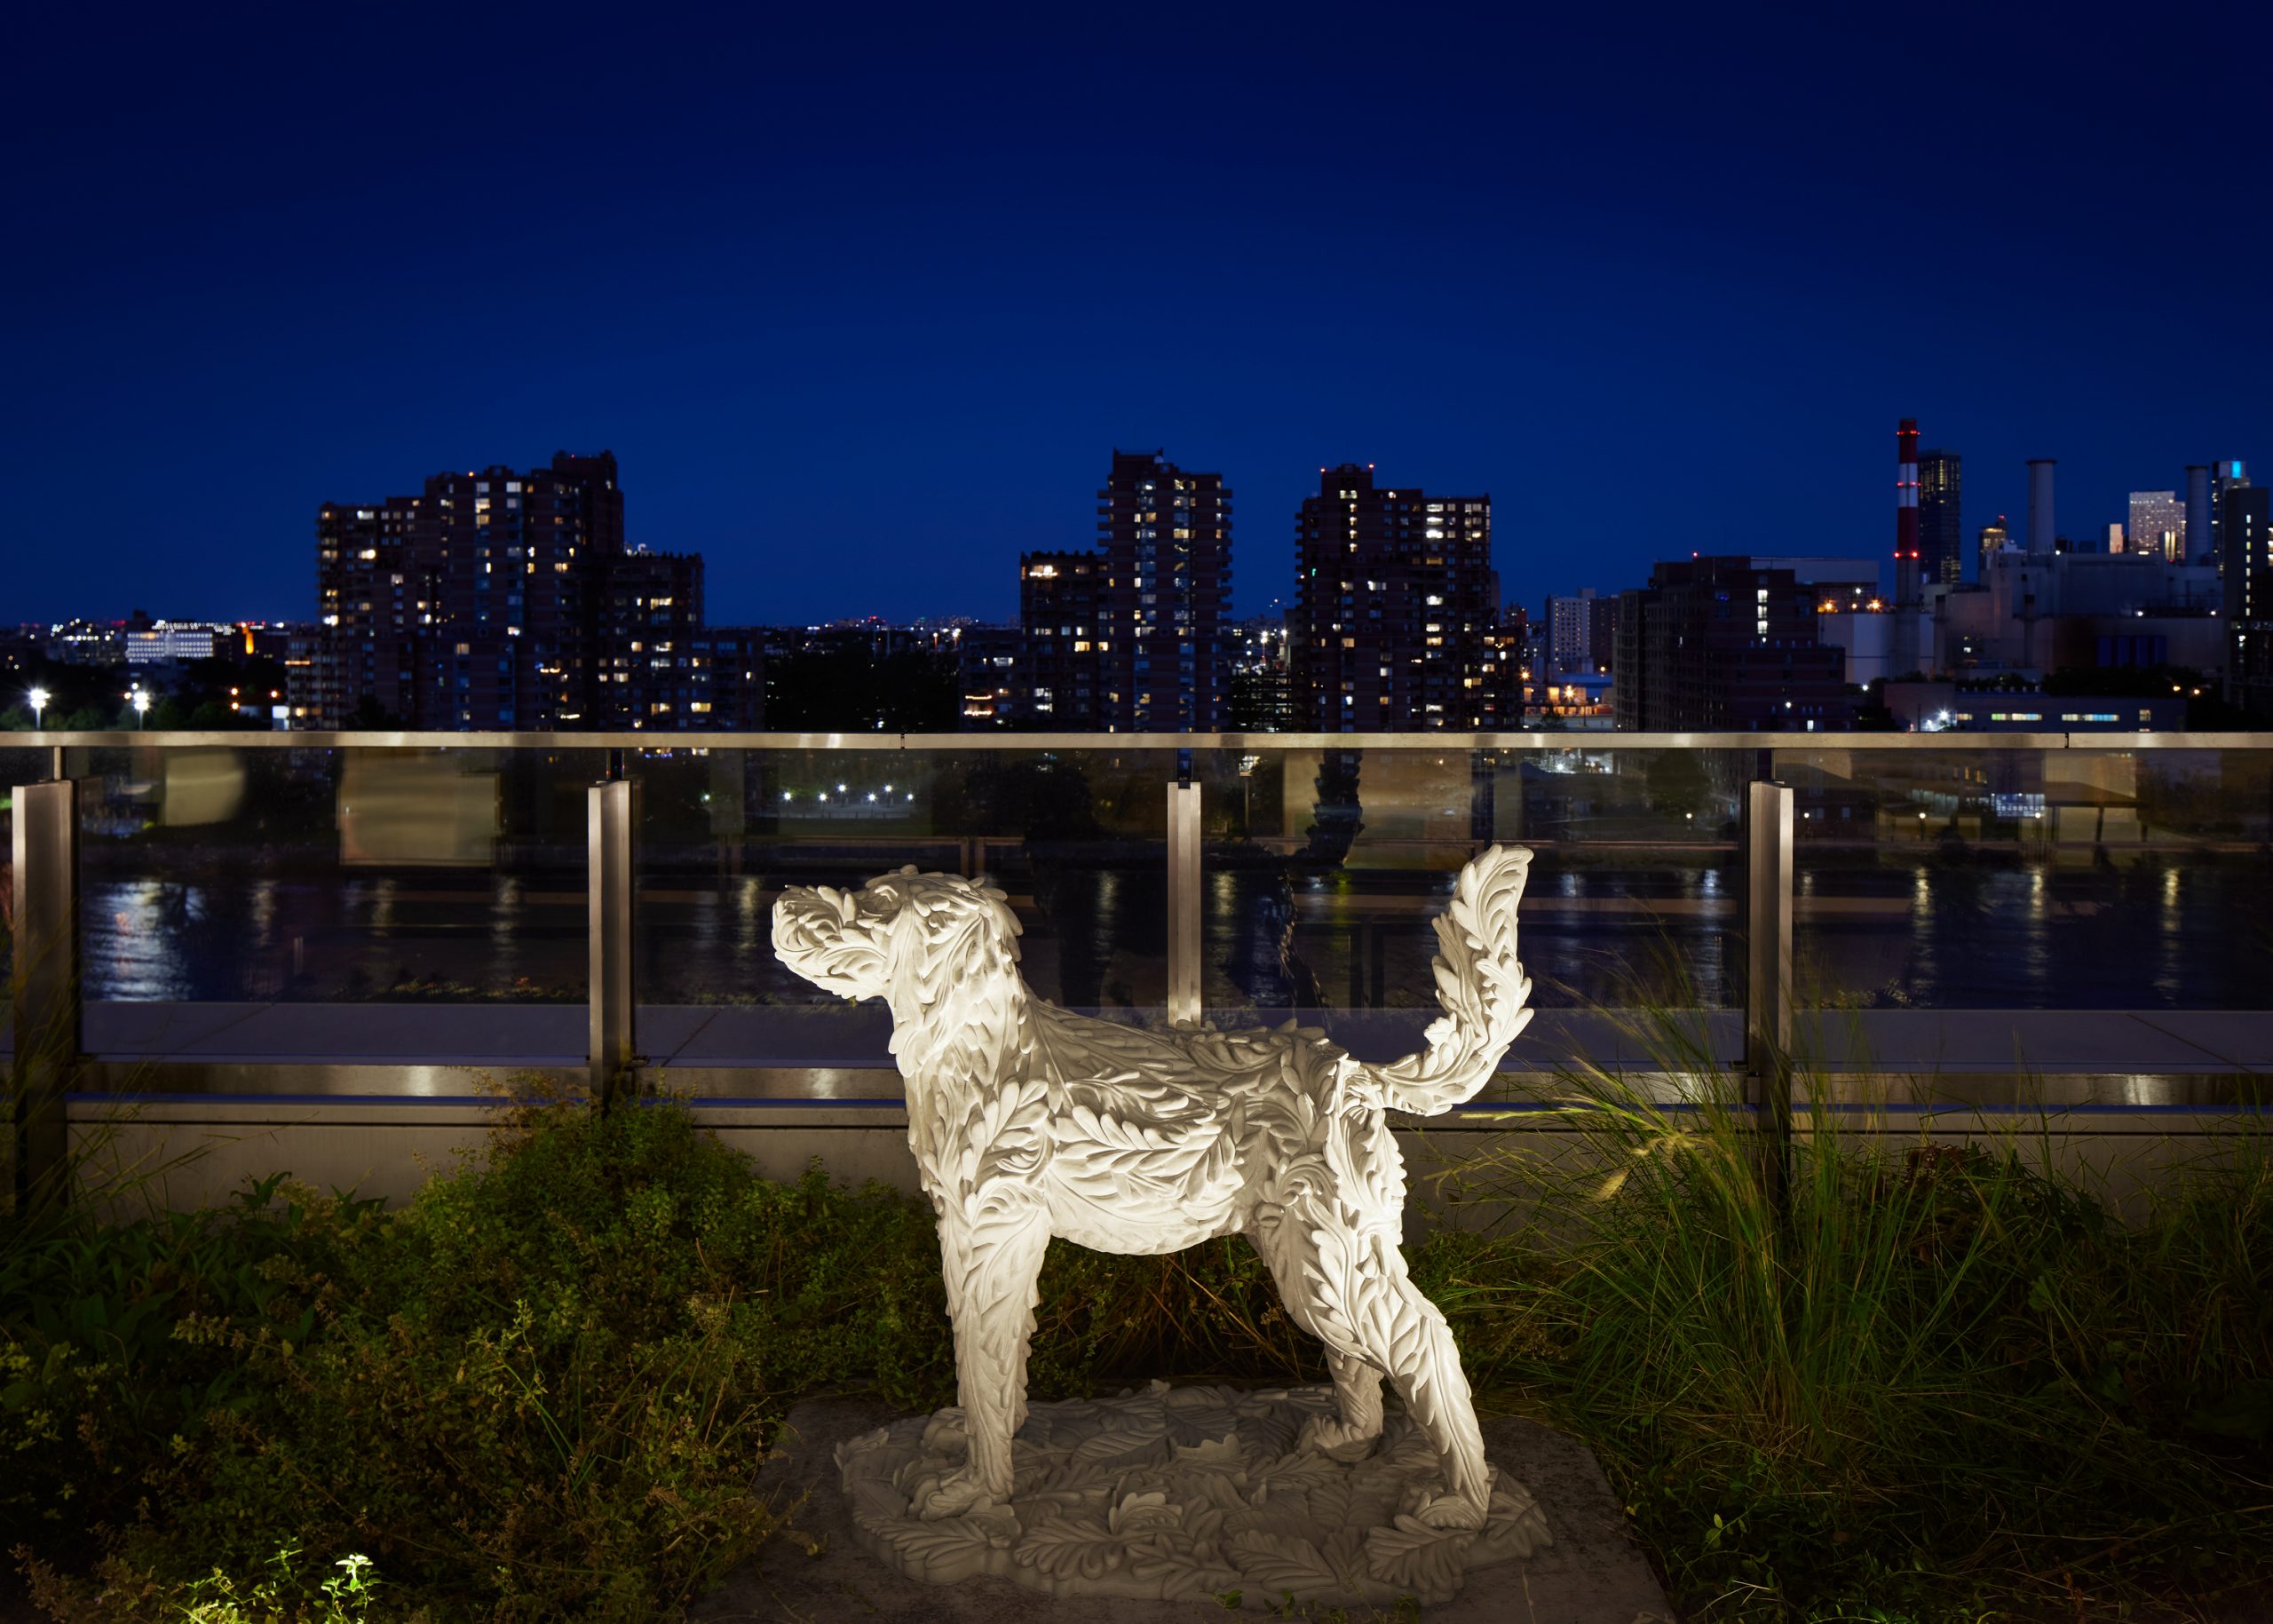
[773,847,1533,1532]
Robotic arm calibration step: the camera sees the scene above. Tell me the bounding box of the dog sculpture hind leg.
[1247,845,1533,1530]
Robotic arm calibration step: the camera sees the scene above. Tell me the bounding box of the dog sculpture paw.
[1406,1485,1491,1531]
[1299,1411,1383,1462]
[910,1466,999,1521]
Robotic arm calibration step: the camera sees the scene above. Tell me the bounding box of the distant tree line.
[764,641,959,733]
[0,652,289,731]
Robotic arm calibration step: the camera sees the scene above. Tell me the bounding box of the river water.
[69,842,2273,1014]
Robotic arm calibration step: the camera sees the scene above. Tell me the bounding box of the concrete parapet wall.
[65,1095,2261,1226]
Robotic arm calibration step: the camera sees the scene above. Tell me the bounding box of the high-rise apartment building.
[2187,465,2214,564]
[1018,549,1106,728]
[1612,557,1852,731]
[1545,589,1617,678]
[956,626,1027,727]
[1095,449,1232,731]
[2127,491,2186,563]
[1292,463,1501,730]
[315,494,432,725]
[2213,460,2253,576]
[2223,485,2273,713]
[590,548,709,727]
[1920,448,1962,584]
[410,454,624,729]
[314,452,757,730]
[1225,611,1295,731]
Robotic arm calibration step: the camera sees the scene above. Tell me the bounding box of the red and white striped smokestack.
[1895,417,1922,608]
[1896,418,1920,560]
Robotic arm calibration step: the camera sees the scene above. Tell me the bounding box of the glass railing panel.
[72,743,604,1066]
[1777,743,2273,1011]
[1192,743,1746,1076]
[630,745,1177,1084]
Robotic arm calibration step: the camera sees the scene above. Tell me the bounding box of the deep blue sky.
[5,3,2267,627]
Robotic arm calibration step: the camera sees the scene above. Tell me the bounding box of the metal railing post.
[588,780,636,1107]
[1167,782,1201,1026]
[1744,779,1794,1206]
[12,778,80,1212]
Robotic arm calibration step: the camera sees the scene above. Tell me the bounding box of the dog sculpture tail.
[1366,844,1534,1116]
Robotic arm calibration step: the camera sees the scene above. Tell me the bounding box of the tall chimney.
[1896,418,1921,605]
[2026,459,2056,555]
[2186,463,2212,565]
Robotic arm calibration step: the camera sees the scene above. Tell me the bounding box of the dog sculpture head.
[772,866,1023,1014]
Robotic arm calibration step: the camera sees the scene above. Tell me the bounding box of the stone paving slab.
[690,1396,1673,1624]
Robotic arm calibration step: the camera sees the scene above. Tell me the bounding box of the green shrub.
[6,1056,2269,1622]
[3,1080,1319,1620]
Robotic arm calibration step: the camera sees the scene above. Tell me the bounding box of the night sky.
[5,3,2267,628]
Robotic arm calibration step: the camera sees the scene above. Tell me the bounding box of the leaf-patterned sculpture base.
[836,1382,1551,1608]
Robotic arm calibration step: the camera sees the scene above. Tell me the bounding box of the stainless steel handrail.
[5,729,2266,750]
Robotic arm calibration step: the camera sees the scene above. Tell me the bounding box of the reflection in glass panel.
[1192,745,1745,1026]
[1778,745,2273,1010]
[629,748,1177,1070]
[75,745,602,1010]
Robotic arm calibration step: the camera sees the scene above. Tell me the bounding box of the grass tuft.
[1411,1007,2273,1619]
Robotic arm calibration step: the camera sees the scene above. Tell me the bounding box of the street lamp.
[28,686,47,729]
[131,688,150,729]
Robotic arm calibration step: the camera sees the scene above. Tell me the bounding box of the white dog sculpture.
[772,846,1533,1537]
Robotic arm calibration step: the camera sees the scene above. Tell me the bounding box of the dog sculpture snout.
[772,881,895,1002]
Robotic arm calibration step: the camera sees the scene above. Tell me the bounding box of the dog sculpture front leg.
[915,1199,1052,1519]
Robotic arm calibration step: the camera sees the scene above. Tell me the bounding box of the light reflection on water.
[73,848,2273,1012]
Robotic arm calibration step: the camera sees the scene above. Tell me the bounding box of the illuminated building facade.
[2224,485,2273,714]
[2213,460,2253,573]
[1096,449,1232,731]
[414,453,622,729]
[957,625,1027,726]
[1292,463,1501,730]
[1545,589,1616,678]
[315,495,429,724]
[591,549,712,728]
[1226,611,1296,731]
[1977,517,2011,576]
[1613,556,1853,731]
[2127,490,2185,562]
[314,451,759,730]
[1920,448,1962,584]
[1018,549,1105,728]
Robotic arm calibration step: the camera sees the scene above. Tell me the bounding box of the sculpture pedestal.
[694,1392,1675,1623]
[841,1382,1546,1608]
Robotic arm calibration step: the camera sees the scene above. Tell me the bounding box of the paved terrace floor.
[28,1002,2273,1107]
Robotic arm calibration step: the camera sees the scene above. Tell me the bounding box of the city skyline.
[5,4,2269,626]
